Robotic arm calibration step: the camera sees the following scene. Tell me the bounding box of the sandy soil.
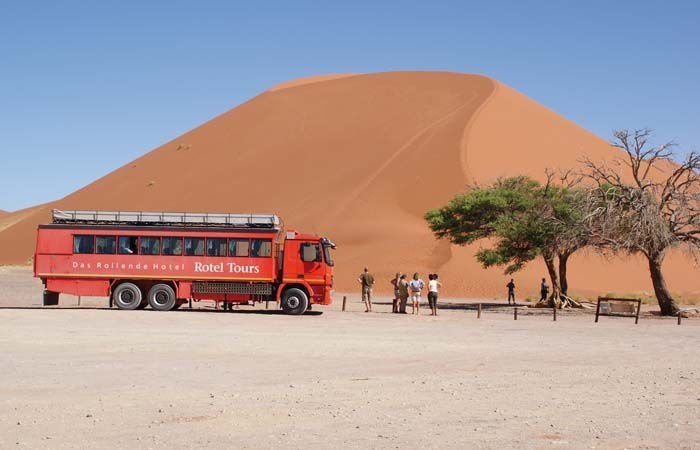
[1,266,698,449]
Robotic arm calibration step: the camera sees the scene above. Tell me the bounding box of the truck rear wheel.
[281,288,309,315]
[113,283,143,310]
[147,284,177,311]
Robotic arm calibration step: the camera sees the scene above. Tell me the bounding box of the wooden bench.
[595,297,642,324]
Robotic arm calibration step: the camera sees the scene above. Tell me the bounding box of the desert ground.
[0,266,698,449]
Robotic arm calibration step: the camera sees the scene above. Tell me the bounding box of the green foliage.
[424,176,539,246]
[425,176,587,274]
[476,209,551,273]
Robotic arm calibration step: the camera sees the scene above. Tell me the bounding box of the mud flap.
[43,291,59,306]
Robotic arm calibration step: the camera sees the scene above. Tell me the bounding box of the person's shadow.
[431,301,518,311]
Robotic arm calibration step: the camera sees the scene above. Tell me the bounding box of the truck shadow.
[0,306,323,316]
[172,308,323,316]
[0,306,113,311]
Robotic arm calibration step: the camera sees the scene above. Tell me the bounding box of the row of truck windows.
[72,235,272,257]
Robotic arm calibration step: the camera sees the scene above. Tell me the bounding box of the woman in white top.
[427,273,442,316]
[409,273,425,315]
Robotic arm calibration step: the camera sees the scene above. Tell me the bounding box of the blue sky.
[1,0,698,212]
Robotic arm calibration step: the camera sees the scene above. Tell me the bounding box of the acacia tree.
[425,175,588,308]
[583,129,700,315]
[543,170,590,299]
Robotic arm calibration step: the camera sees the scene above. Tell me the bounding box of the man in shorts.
[358,267,375,312]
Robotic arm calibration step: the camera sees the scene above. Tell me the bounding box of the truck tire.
[147,284,177,311]
[281,288,309,315]
[113,283,143,310]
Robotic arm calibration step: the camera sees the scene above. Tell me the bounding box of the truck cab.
[279,231,335,311]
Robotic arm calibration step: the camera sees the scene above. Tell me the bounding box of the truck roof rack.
[51,209,280,230]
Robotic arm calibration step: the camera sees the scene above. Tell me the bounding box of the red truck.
[34,210,335,314]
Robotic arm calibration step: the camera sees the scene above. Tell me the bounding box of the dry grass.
[523,291,700,307]
[571,291,700,306]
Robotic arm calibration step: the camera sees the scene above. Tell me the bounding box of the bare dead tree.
[582,129,700,315]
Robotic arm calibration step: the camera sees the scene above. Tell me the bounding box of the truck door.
[299,241,324,283]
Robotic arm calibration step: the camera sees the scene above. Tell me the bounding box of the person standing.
[409,273,425,315]
[427,274,442,316]
[390,272,401,313]
[506,278,516,305]
[358,267,375,312]
[398,274,409,314]
[540,278,549,302]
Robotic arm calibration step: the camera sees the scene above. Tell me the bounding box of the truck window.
[118,236,139,255]
[228,238,250,257]
[300,242,322,262]
[184,238,204,256]
[323,243,334,266]
[162,237,183,256]
[95,236,116,254]
[73,235,95,254]
[140,237,161,255]
[206,238,227,256]
[251,239,272,257]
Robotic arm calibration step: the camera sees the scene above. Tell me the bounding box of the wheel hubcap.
[154,291,168,305]
[120,290,135,304]
[287,296,300,309]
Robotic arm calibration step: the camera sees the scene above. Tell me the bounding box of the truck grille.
[192,282,273,295]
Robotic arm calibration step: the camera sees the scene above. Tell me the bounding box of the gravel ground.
[0,266,698,449]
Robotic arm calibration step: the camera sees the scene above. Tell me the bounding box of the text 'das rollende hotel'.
[71,261,261,274]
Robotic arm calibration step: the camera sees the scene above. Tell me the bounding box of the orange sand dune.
[1,71,697,299]
[268,73,361,92]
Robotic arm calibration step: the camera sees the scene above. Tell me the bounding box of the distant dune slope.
[267,73,361,92]
[1,71,697,298]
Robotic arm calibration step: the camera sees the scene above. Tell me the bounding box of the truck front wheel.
[281,288,309,315]
[113,283,143,310]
